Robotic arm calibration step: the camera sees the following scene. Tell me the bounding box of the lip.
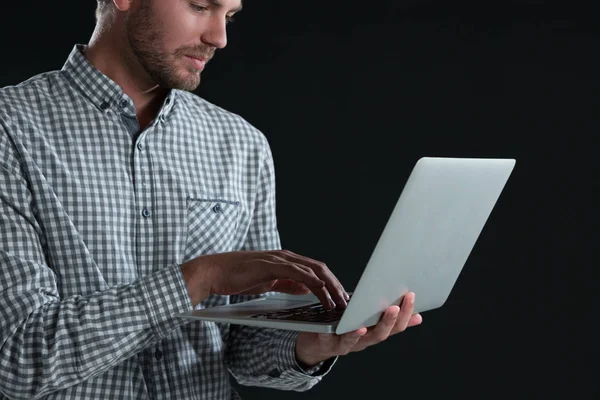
[185,55,207,71]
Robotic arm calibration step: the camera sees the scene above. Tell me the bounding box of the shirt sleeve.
[224,135,337,391]
[0,119,193,399]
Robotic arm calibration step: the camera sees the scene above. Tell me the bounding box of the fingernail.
[344,292,350,301]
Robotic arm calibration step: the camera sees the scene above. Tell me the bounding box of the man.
[0,0,422,398]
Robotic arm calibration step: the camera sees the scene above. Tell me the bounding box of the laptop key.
[251,303,345,322]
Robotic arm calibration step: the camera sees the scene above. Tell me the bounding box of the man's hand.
[295,292,423,368]
[180,250,350,308]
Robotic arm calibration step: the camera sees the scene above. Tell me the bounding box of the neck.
[84,20,167,128]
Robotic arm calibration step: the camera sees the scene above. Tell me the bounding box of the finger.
[262,255,334,308]
[270,279,311,295]
[259,257,325,289]
[361,306,400,346]
[311,285,335,310]
[407,313,423,327]
[259,258,333,308]
[238,279,279,295]
[241,280,319,297]
[334,328,367,355]
[275,250,348,308]
[281,250,349,306]
[392,292,415,334]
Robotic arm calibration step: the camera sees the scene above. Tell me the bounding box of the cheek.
[151,5,201,52]
[162,14,204,51]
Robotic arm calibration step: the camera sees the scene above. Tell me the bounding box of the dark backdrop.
[1,1,597,399]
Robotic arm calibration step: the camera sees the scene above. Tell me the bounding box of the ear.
[113,0,135,12]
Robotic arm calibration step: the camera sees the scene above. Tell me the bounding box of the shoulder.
[174,90,271,152]
[0,70,64,171]
[0,70,66,122]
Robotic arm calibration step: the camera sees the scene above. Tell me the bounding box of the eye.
[190,3,236,24]
[190,4,208,13]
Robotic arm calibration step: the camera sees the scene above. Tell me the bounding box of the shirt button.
[141,208,151,218]
[119,99,128,108]
[155,349,163,360]
[137,142,144,151]
[268,368,281,378]
[212,203,222,214]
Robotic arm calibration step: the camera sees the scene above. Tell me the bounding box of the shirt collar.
[60,44,176,120]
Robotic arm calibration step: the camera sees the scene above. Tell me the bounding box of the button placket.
[137,138,150,218]
[133,128,155,275]
[135,134,147,191]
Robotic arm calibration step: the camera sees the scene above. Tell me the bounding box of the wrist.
[295,333,330,368]
[296,355,325,370]
[180,260,211,306]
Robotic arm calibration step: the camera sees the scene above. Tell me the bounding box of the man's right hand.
[180,250,349,310]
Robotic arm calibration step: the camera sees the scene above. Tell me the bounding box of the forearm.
[223,295,336,392]
[0,260,192,399]
[180,258,212,306]
[223,138,336,389]
[225,325,317,391]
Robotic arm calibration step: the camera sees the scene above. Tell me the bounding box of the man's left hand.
[295,292,422,368]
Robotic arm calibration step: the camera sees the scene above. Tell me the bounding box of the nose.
[201,15,228,50]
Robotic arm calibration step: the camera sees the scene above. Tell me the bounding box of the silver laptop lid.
[335,157,515,334]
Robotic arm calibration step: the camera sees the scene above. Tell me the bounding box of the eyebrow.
[206,0,243,13]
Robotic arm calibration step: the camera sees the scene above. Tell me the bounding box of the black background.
[1,1,598,399]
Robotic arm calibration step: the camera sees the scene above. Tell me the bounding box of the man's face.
[125,0,242,91]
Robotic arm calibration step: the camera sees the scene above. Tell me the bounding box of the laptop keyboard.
[250,302,345,323]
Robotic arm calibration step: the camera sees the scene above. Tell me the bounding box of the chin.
[173,75,201,91]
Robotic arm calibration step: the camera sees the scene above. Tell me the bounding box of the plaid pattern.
[0,44,333,399]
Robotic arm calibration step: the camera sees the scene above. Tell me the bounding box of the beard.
[125,0,214,91]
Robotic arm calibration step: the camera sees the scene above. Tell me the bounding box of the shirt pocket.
[183,197,241,261]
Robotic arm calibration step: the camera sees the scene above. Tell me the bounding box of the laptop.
[176,157,516,334]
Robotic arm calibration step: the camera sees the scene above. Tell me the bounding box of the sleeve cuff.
[140,263,194,339]
[272,330,338,379]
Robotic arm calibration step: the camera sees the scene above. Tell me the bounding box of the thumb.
[270,279,311,295]
[238,279,277,295]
